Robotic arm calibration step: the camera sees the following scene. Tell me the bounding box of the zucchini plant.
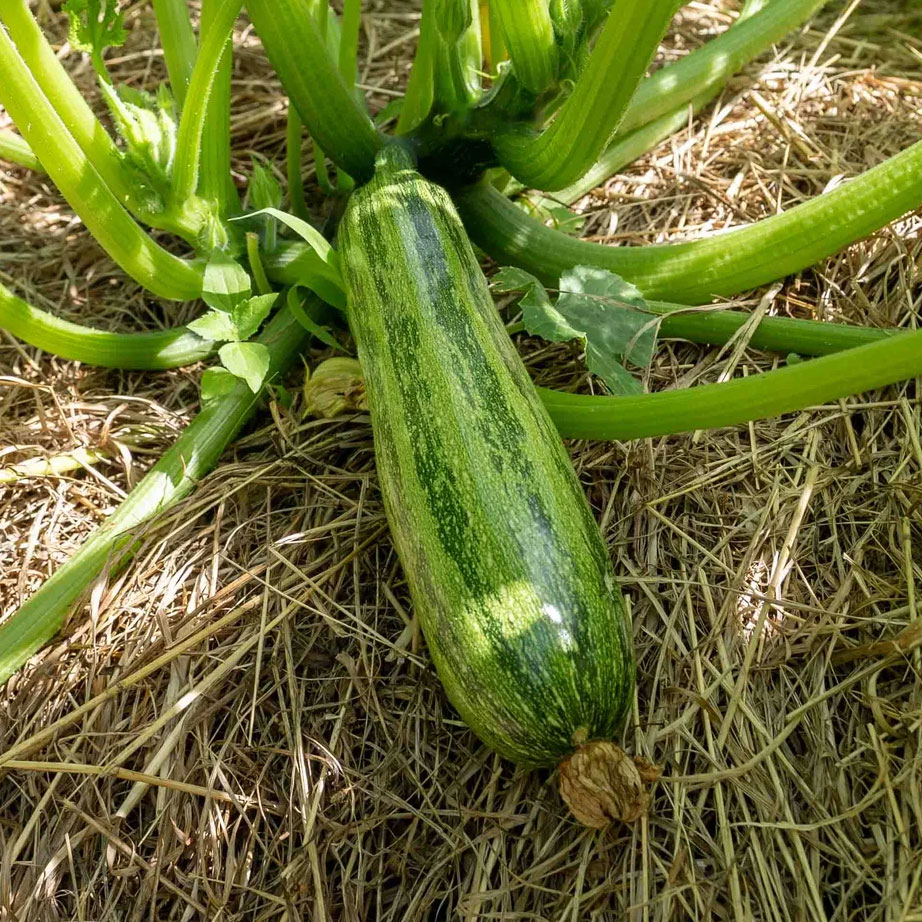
[1,0,921,824]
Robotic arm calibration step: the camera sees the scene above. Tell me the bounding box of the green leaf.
[201,367,238,403]
[495,264,658,394]
[558,266,658,368]
[242,208,339,273]
[249,160,283,211]
[64,0,126,57]
[233,293,278,341]
[492,267,581,342]
[188,309,239,343]
[287,288,344,350]
[491,266,543,293]
[203,253,252,314]
[584,344,644,395]
[219,341,271,393]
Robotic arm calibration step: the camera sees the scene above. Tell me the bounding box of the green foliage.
[63,0,126,77]
[99,82,177,206]
[493,265,659,395]
[192,253,279,396]
[219,341,271,393]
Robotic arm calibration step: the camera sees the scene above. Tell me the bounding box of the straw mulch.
[1,1,921,919]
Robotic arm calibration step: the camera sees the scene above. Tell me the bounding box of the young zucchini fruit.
[339,147,649,825]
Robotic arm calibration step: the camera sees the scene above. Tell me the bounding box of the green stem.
[0,303,310,685]
[0,0,196,235]
[0,127,41,171]
[456,136,922,303]
[338,0,361,86]
[0,281,213,369]
[642,300,894,356]
[490,0,557,95]
[530,93,714,207]
[286,106,310,220]
[538,328,922,440]
[268,239,892,358]
[198,0,240,216]
[172,0,244,205]
[0,26,203,301]
[247,0,383,182]
[618,0,828,138]
[152,0,198,107]
[493,0,677,191]
[506,0,794,206]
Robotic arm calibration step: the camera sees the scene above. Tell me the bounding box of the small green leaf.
[188,310,239,343]
[242,208,339,272]
[201,367,238,403]
[492,267,581,343]
[64,0,126,58]
[287,288,344,350]
[249,160,283,211]
[233,293,278,341]
[558,266,658,368]
[219,341,271,393]
[491,266,543,293]
[203,253,252,314]
[585,345,644,395]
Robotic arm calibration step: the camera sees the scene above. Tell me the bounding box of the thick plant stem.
[266,241,892,358]
[198,0,240,215]
[529,94,714,207]
[456,137,922,303]
[0,305,310,685]
[0,282,213,369]
[0,128,41,171]
[0,26,202,301]
[247,0,383,182]
[172,0,244,205]
[0,0,199,237]
[490,0,558,95]
[618,0,828,137]
[538,329,922,440]
[493,0,677,191]
[152,0,198,107]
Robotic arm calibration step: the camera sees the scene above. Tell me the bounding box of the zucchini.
[339,147,646,825]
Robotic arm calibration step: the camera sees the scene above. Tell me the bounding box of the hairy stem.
[172,0,244,205]
[0,25,202,301]
[456,137,922,303]
[247,0,383,182]
[152,0,197,107]
[493,0,676,191]
[0,281,213,369]
[539,329,922,439]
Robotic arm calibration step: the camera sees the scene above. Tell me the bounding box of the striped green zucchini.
[340,147,645,823]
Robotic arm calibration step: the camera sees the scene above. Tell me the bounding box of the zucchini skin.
[339,148,634,767]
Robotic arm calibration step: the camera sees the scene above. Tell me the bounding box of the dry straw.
[1,1,921,919]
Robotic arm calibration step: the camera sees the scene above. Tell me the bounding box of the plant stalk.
[0,0,200,239]
[0,25,203,301]
[0,127,41,171]
[0,303,310,685]
[539,329,922,439]
[0,281,213,369]
[456,136,922,303]
[247,0,383,182]
[493,0,677,191]
[152,0,198,107]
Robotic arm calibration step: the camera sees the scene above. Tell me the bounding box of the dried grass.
[1,1,921,920]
